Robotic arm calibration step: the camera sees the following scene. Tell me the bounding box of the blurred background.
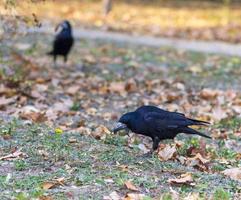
[0,1,241,199]
[1,0,241,42]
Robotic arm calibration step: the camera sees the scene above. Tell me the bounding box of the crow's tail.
[182,127,212,139]
[187,118,210,126]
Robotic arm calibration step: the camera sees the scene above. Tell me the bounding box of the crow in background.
[47,20,74,63]
[113,105,211,153]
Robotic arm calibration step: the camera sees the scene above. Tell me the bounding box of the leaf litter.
[0,33,240,199]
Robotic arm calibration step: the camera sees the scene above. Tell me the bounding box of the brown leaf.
[118,165,129,172]
[124,181,139,191]
[186,140,207,157]
[42,182,56,190]
[38,150,49,159]
[222,168,241,181]
[68,137,77,143]
[39,196,53,200]
[109,82,126,96]
[137,143,150,154]
[0,96,16,109]
[158,144,177,161]
[92,125,111,140]
[52,99,73,112]
[185,153,210,171]
[66,85,80,95]
[211,106,228,121]
[103,191,121,200]
[124,193,146,200]
[166,92,180,102]
[188,65,203,74]
[20,112,47,123]
[125,79,137,93]
[189,153,209,164]
[200,88,218,100]
[0,149,26,160]
[184,193,200,200]
[55,177,65,185]
[86,107,97,116]
[168,173,195,186]
[42,177,65,190]
[82,54,97,64]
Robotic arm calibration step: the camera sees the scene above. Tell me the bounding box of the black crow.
[47,20,74,63]
[113,105,211,153]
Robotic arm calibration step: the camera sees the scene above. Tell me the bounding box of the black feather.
[114,105,212,152]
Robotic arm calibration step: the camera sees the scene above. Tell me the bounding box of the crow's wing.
[53,34,73,55]
[54,34,65,49]
[143,111,191,131]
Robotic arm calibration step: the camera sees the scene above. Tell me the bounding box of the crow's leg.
[152,136,160,152]
[53,55,57,66]
[141,136,160,158]
[64,55,68,63]
[141,151,153,158]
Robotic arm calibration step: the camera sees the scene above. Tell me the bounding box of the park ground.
[0,32,240,200]
[0,0,241,200]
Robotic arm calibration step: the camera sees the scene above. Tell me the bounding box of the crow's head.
[55,20,72,33]
[113,112,135,134]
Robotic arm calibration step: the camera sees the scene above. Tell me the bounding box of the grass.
[0,118,240,199]
[213,188,231,200]
[0,33,241,199]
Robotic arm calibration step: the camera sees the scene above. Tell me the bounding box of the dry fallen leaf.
[103,191,121,200]
[68,137,77,143]
[222,168,241,181]
[55,177,65,185]
[188,65,203,74]
[108,82,126,96]
[42,182,56,190]
[66,85,80,95]
[125,79,137,93]
[92,125,111,140]
[186,140,207,157]
[137,143,150,154]
[20,111,47,123]
[124,181,139,191]
[158,144,177,161]
[185,153,210,171]
[82,54,97,64]
[199,88,218,100]
[0,96,16,109]
[42,177,65,190]
[184,193,200,200]
[166,92,180,102]
[211,106,228,122]
[124,193,146,200]
[168,173,195,186]
[0,149,26,160]
[38,195,53,200]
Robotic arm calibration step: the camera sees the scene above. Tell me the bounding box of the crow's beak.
[112,122,128,134]
[55,23,61,32]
